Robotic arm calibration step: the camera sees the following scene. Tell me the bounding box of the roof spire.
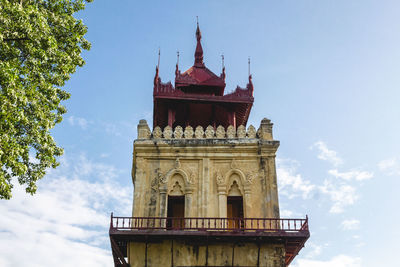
[175,50,180,76]
[221,54,225,80]
[194,16,204,68]
[154,48,161,86]
[248,56,251,77]
[247,56,253,96]
[157,48,161,69]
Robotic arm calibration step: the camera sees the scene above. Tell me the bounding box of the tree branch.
[3,38,30,42]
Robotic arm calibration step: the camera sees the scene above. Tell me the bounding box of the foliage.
[0,0,92,199]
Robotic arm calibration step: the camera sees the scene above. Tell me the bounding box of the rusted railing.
[110,214,308,232]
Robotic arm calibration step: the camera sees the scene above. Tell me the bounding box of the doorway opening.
[167,196,185,229]
[227,196,244,229]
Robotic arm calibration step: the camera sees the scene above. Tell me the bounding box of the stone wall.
[132,118,280,220]
[137,119,274,141]
[129,118,284,266]
[128,241,285,267]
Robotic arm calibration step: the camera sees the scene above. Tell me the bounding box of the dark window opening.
[167,196,185,229]
[227,196,244,229]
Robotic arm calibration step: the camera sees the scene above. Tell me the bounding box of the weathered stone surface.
[226,125,236,138]
[247,125,257,138]
[152,126,162,138]
[215,125,225,138]
[128,242,146,267]
[128,241,285,267]
[205,125,215,138]
[163,126,173,139]
[137,119,151,139]
[194,126,204,138]
[147,241,173,266]
[132,119,280,221]
[130,119,283,266]
[259,244,286,267]
[233,243,258,266]
[139,121,277,141]
[237,125,246,138]
[173,240,206,266]
[184,126,194,139]
[258,118,274,140]
[174,126,184,139]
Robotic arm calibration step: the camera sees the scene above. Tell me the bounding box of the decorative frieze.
[205,126,215,139]
[174,126,183,139]
[153,126,162,139]
[237,125,246,138]
[226,125,236,139]
[163,126,173,139]
[184,126,194,139]
[247,125,257,138]
[194,126,204,138]
[215,125,225,138]
[137,118,274,140]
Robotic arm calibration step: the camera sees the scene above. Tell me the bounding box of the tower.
[109,24,309,267]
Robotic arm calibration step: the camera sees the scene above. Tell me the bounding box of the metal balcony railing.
[109,214,308,233]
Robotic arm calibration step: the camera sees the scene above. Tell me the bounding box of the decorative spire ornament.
[157,48,161,69]
[154,48,160,86]
[248,56,251,77]
[175,50,180,76]
[194,17,204,67]
[221,54,226,80]
[247,57,254,96]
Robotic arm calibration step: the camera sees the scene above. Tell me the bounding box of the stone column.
[268,156,280,219]
[217,185,227,229]
[243,185,252,229]
[159,187,168,228]
[243,185,252,216]
[132,166,146,217]
[137,119,150,139]
[202,158,210,217]
[185,186,195,217]
[264,157,273,218]
[258,118,273,141]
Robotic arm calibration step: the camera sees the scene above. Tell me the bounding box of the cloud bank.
[0,154,131,267]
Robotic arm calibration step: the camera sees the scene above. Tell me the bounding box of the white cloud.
[0,154,131,267]
[103,122,122,137]
[311,141,343,166]
[379,157,400,176]
[292,254,361,267]
[277,159,315,199]
[328,169,373,181]
[309,141,373,213]
[341,219,360,230]
[319,180,358,213]
[280,209,294,217]
[304,242,323,259]
[67,115,89,129]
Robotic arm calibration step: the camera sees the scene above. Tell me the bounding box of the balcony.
[109,214,310,267]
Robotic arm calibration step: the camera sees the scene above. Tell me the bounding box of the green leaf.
[0,0,92,199]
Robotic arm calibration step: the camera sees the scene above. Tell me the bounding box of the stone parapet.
[136,118,274,141]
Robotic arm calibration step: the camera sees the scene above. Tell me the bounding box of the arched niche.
[216,169,250,219]
[224,169,246,195]
[168,173,185,195]
[164,169,191,190]
[159,168,195,218]
[228,180,242,196]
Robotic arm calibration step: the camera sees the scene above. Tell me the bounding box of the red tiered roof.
[153,23,254,129]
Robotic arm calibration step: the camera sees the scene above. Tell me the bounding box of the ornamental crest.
[215,170,224,185]
[194,126,204,138]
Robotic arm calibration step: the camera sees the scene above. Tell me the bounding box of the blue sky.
[1,1,400,266]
